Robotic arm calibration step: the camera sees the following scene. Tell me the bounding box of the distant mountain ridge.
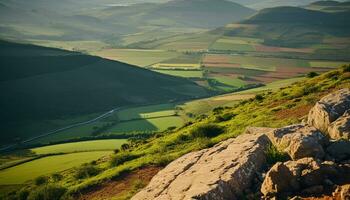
[244,6,350,26]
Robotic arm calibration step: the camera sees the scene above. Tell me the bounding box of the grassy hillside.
[0,40,209,147]
[1,66,348,200]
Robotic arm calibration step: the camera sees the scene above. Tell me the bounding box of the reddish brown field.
[251,66,331,83]
[78,166,161,200]
[255,45,314,53]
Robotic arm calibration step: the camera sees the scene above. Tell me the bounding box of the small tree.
[307,71,319,78]
[35,176,48,186]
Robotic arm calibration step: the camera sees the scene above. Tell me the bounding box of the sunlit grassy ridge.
[2,66,348,200]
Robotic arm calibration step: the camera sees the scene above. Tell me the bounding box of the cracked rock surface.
[131,130,270,200]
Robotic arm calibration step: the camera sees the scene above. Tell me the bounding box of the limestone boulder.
[260,162,298,197]
[328,110,350,140]
[267,124,327,160]
[307,88,350,135]
[131,130,271,200]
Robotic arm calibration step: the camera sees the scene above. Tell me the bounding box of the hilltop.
[0,40,209,147]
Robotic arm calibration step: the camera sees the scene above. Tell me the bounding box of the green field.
[31,139,127,154]
[212,77,246,88]
[92,49,180,67]
[0,151,112,185]
[156,33,218,50]
[107,116,184,133]
[237,77,306,94]
[117,104,177,121]
[153,70,203,78]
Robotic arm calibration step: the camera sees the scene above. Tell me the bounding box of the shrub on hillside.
[74,164,101,179]
[342,64,350,73]
[307,71,319,78]
[215,113,236,122]
[254,94,264,101]
[17,188,30,200]
[265,144,289,165]
[34,176,48,186]
[27,184,66,200]
[190,124,225,138]
[110,152,140,167]
[51,173,63,182]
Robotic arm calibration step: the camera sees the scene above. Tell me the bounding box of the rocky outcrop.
[260,162,298,196]
[132,89,350,200]
[132,130,271,200]
[261,157,343,197]
[328,110,350,140]
[307,88,350,137]
[267,124,327,160]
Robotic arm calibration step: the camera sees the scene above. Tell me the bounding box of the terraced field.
[31,139,127,154]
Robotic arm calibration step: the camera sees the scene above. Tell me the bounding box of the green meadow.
[31,140,127,154]
[0,151,112,185]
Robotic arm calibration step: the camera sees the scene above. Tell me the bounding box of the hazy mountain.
[93,0,256,28]
[229,0,346,9]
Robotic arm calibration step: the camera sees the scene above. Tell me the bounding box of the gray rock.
[308,88,350,135]
[328,110,350,140]
[267,124,327,160]
[132,130,271,200]
[260,162,298,197]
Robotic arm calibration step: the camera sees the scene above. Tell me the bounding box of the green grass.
[212,77,246,88]
[31,140,127,154]
[0,151,112,185]
[237,77,306,94]
[156,33,218,51]
[153,70,203,78]
[309,61,349,68]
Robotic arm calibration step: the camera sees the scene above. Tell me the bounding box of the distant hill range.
[0,40,208,146]
[215,3,350,49]
[229,0,348,9]
[0,0,255,43]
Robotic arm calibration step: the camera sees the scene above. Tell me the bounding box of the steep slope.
[0,40,208,146]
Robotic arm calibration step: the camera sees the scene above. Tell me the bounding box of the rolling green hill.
[0,40,209,147]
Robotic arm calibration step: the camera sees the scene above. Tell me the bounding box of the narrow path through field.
[0,108,121,151]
